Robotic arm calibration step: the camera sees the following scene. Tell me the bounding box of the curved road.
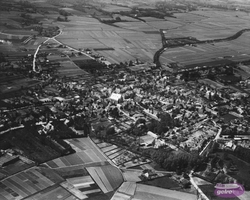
[154,28,250,67]
[32,29,96,73]
[32,30,63,73]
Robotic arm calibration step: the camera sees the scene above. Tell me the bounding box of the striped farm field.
[53,14,163,64]
[101,145,119,153]
[174,12,208,22]
[118,182,137,196]
[146,21,182,30]
[1,29,37,36]
[111,182,136,200]
[133,184,197,200]
[91,140,125,160]
[110,192,130,200]
[96,142,112,148]
[108,149,126,160]
[105,148,123,157]
[60,175,102,199]
[24,185,77,200]
[92,139,150,168]
[101,4,131,12]
[57,60,91,78]
[46,138,107,169]
[114,21,158,31]
[0,167,63,200]
[86,164,123,193]
[160,34,250,67]
[0,33,28,40]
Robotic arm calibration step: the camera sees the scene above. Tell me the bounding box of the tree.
[106,126,115,136]
[115,16,121,21]
[57,16,63,21]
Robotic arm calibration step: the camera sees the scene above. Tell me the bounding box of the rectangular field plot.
[101,145,118,153]
[97,142,113,148]
[108,150,126,160]
[106,148,122,157]
[118,182,137,196]
[47,138,107,169]
[86,165,123,193]
[120,160,148,168]
[134,184,197,200]
[91,138,102,144]
[122,170,142,182]
[0,167,62,200]
[25,185,76,200]
[111,192,130,200]
[66,175,102,197]
[57,61,90,78]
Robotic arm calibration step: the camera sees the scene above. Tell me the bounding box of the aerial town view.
[1,0,250,199]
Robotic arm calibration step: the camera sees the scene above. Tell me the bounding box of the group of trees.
[146,112,174,136]
[4,128,73,164]
[57,9,71,22]
[57,16,68,22]
[49,120,79,139]
[232,146,250,164]
[101,16,122,24]
[147,148,202,172]
[20,13,39,25]
[59,9,71,16]
[72,115,91,136]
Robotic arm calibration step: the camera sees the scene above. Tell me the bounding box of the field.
[92,139,150,168]
[111,182,136,200]
[52,165,106,199]
[133,184,196,200]
[142,176,180,189]
[0,33,28,41]
[54,9,250,66]
[0,159,35,181]
[0,167,64,200]
[86,164,123,193]
[39,43,93,79]
[57,60,91,78]
[25,185,78,200]
[0,77,40,93]
[61,175,103,199]
[55,15,162,63]
[101,4,131,12]
[46,138,107,169]
[158,10,250,68]
[160,33,250,68]
[165,10,250,39]
[121,170,142,182]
